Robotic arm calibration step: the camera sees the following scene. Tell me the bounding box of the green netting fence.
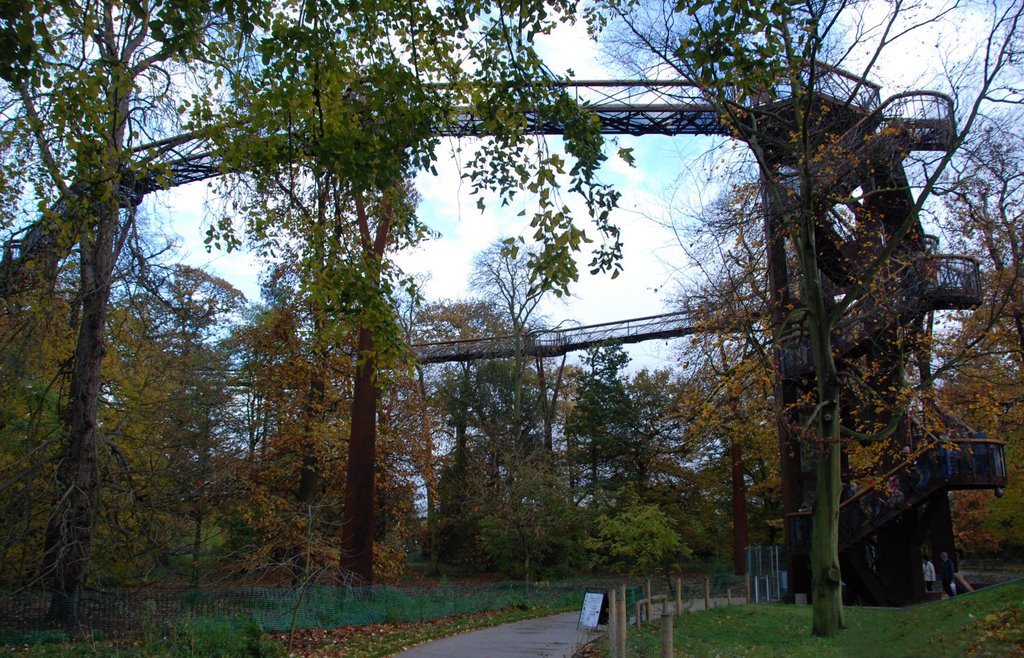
[0,575,744,645]
[0,581,573,644]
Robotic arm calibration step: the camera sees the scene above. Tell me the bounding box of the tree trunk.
[536,356,551,452]
[339,327,377,582]
[415,367,439,573]
[801,223,845,636]
[41,204,119,622]
[537,354,566,454]
[297,374,325,505]
[191,510,203,586]
[810,420,843,635]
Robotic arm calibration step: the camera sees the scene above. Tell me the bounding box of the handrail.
[787,435,1007,554]
[878,91,956,152]
[413,310,705,363]
[907,254,982,308]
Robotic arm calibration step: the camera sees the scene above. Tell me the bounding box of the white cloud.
[152,182,265,302]
[535,21,606,79]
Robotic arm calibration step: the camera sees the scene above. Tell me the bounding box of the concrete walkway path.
[391,595,750,657]
[392,611,601,658]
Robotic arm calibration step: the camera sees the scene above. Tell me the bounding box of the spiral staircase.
[761,68,1007,606]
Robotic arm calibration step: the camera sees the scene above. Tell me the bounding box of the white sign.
[578,591,606,629]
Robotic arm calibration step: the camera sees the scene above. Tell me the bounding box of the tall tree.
[218,0,624,582]
[471,240,550,450]
[415,300,506,568]
[935,125,1024,557]
[665,179,783,568]
[565,344,633,496]
[221,281,353,581]
[99,264,244,585]
[0,0,247,617]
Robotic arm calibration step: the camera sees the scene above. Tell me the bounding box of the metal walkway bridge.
[2,72,954,297]
[412,309,705,363]
[1,80,723,291]
[122,80,727,197]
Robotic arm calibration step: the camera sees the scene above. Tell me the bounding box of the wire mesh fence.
[0,573,751,645]
[746,545,787,603]
[0,581,577,644]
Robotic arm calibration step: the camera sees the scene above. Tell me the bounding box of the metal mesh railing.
[0,574,753,644]
[0,581,582,644]
[414,310,701,363]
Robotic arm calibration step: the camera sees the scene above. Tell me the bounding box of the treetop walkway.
[1,67,956,300]
[412,309,706,363]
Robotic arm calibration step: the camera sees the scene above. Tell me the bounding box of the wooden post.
[728,587,733,605]
[660,612,673,658]
[704,576,711,610]
[675,578,682,616]
[645,579,653,623]
[608,588,618,656]
[635,601,642,628]
[618,584,627,657]
[745,573,751,603]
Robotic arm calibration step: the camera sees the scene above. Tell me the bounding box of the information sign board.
[578,590,607,629]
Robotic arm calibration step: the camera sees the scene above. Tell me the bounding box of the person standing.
[939,552,956,597]
[922,555,937,593]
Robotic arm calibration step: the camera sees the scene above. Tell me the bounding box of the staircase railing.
[786,434,1007,555]
[778,253,982,378]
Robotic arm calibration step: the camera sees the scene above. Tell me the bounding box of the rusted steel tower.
[759,68,1007,605]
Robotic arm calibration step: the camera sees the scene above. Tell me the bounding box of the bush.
[167,616,285,658]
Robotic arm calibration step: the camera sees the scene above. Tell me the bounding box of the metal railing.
[879,91,956,152]
[787,436,1007,555]
[413,310,703,363]
[0,581,584,643]
[909,255,983,309]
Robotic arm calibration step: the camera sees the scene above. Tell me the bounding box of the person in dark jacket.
[939,551,956,597]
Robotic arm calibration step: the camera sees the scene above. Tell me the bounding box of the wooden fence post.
[645,579,653,623]
[608,588,618,657]
[704,576,711,610]
[675,577,682,616]
[745,573,751,603]
[618,584,627,657]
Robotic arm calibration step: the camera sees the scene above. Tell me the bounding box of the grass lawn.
[613,580,1024,657]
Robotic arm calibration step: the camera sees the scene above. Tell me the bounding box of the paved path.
[391,596,749,657]
[392,611,601,658]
